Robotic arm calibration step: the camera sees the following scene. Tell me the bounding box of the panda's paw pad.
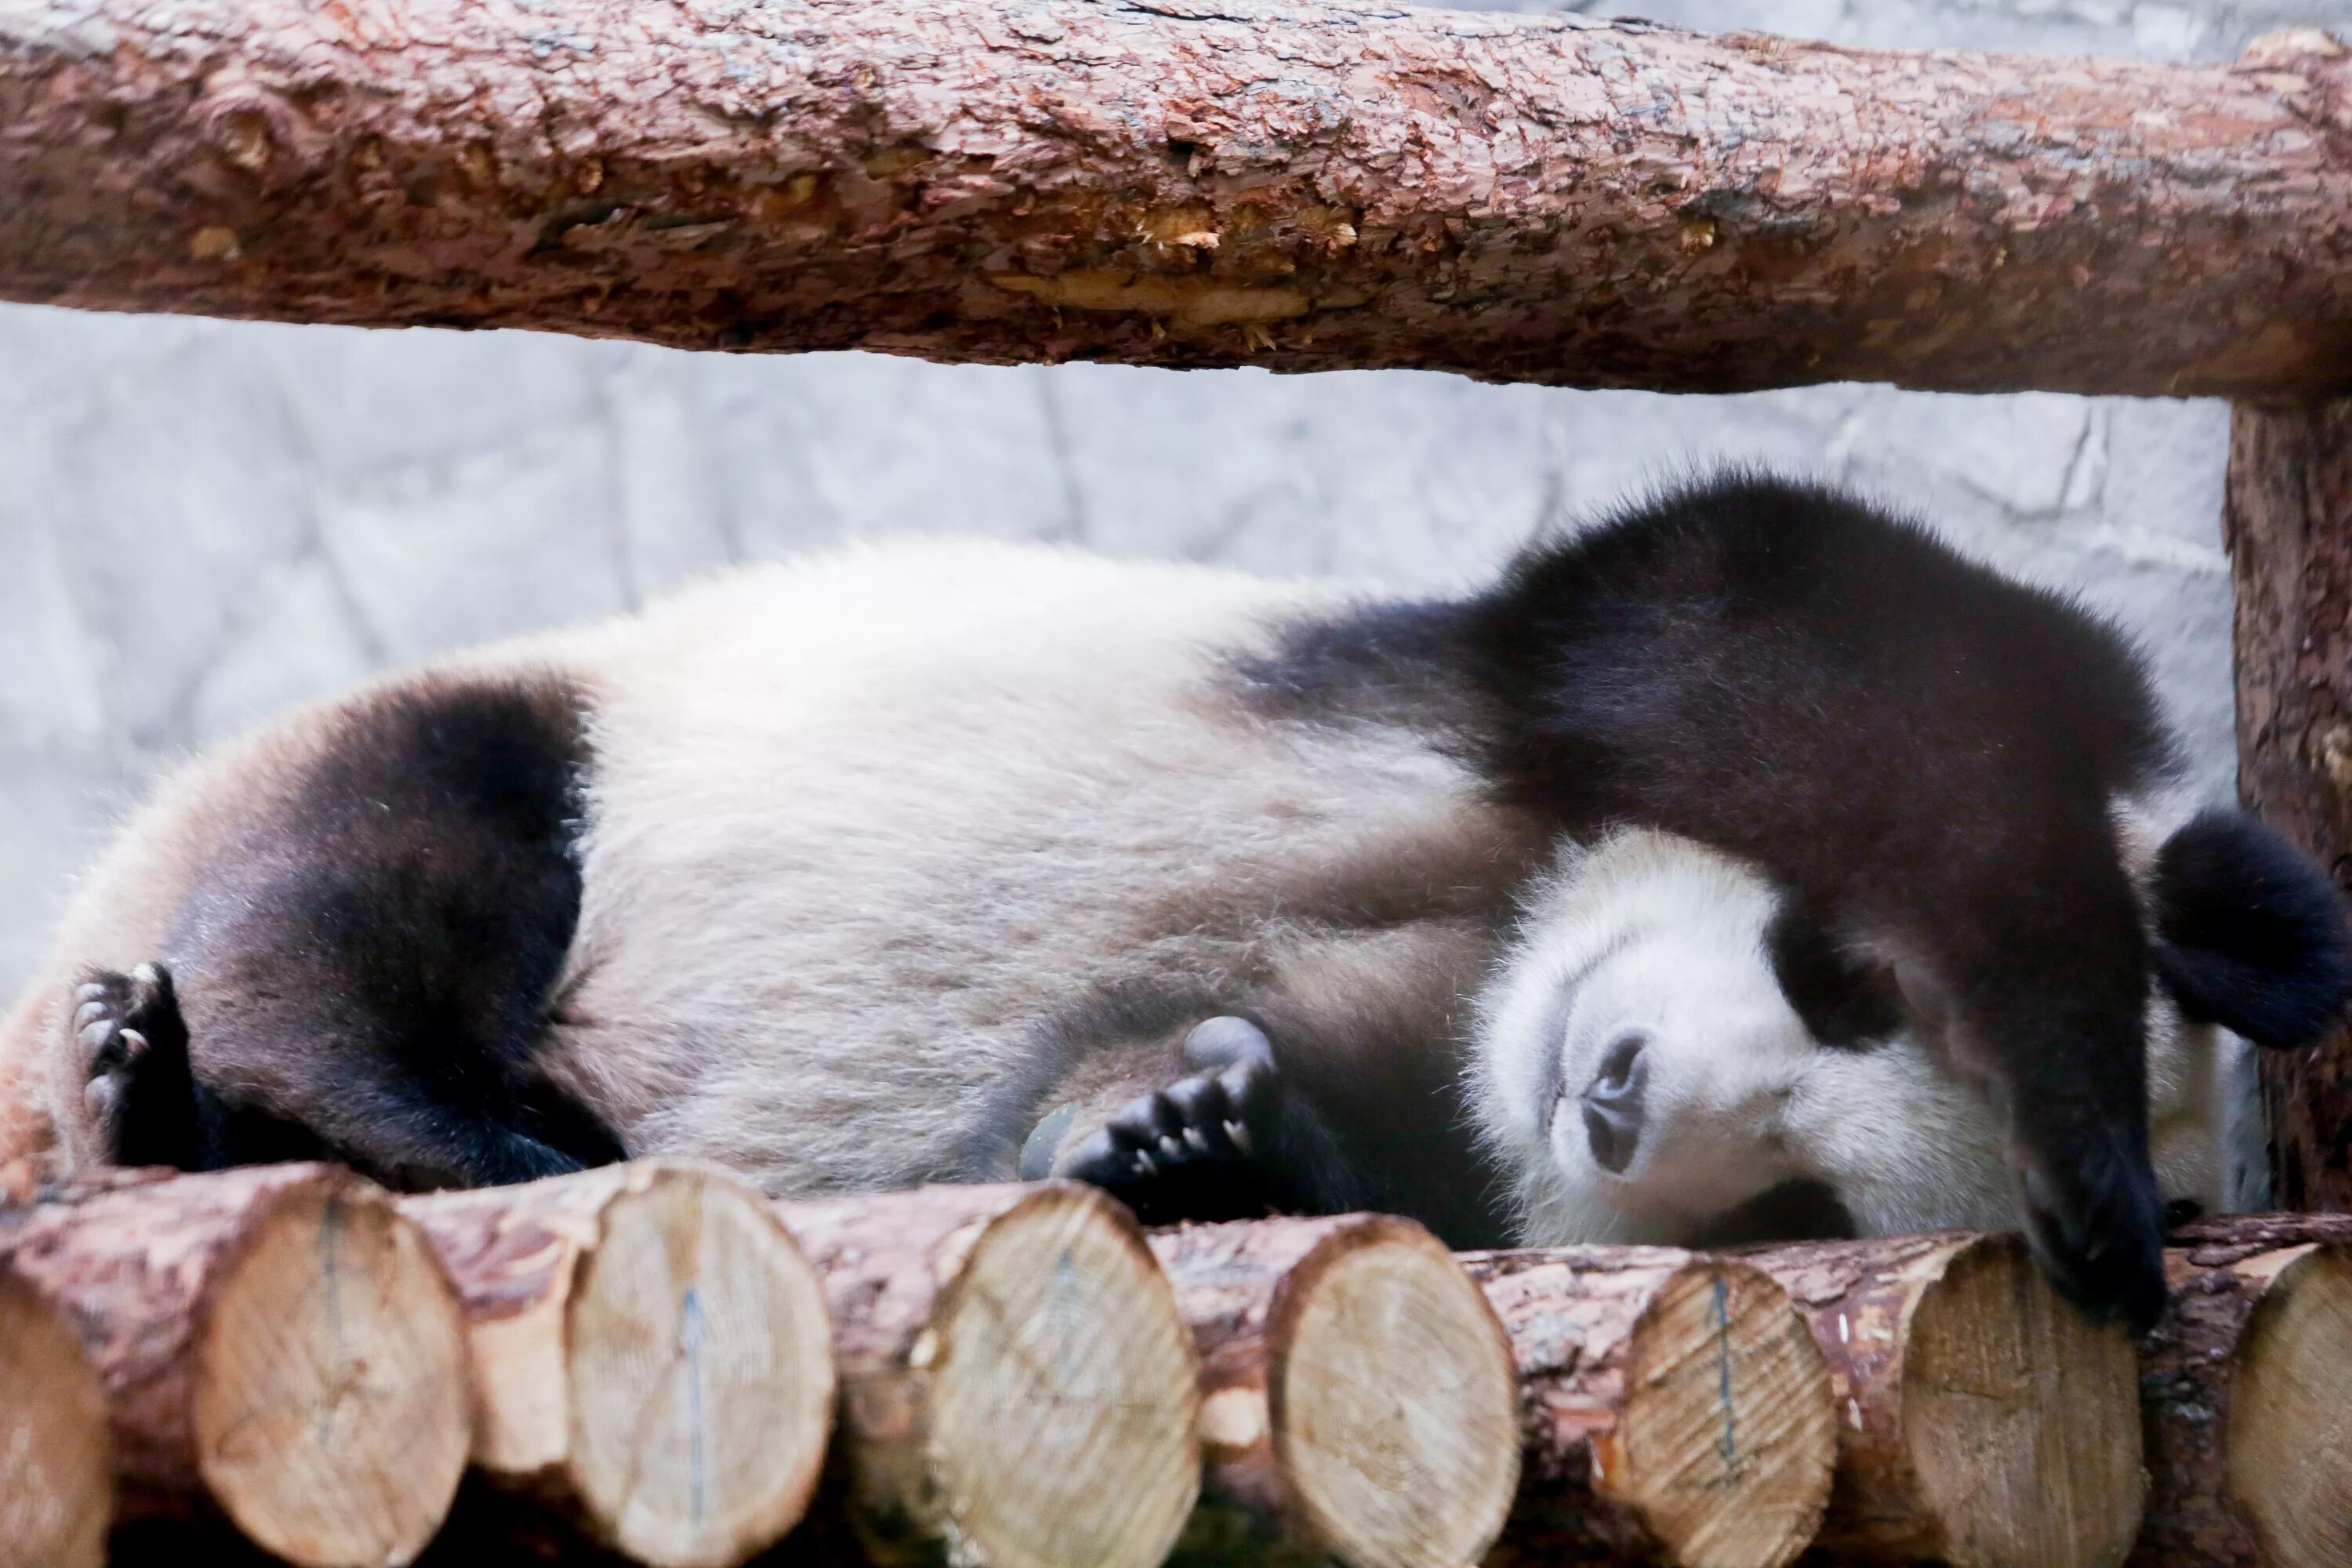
[71,964,191,1158]
[1062,1018,1282,1224]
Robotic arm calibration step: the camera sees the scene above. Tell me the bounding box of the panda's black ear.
[2152,808,2352,1050]
[1766,897,1906,1050]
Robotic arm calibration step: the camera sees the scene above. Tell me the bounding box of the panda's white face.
[1471,828,2230,1249]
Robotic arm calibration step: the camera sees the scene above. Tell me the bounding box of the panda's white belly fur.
[507,540,1508,1195]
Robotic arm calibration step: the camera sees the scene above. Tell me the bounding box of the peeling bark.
[2,3,2349,395]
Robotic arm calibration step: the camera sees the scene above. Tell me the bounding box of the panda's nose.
[1581,1033,1649,1174]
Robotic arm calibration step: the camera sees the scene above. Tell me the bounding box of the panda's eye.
[1766,902,1904,1051]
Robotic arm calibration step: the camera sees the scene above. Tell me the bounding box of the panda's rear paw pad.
[1062,1018,1280,1224]
[71,964,191,1157]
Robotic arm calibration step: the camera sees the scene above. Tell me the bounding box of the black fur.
[77,964,327,1171]
[1685,1178,1859,1249]
[2151,807,2352,1050]
[1240,474,2187,1330]
[109,677,623,1189]
[1764,898,1907,1050]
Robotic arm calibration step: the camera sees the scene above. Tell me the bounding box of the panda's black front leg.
[1954,917,2171,1337]
[1062,1017,1296,1225]
[75,963,208,1171]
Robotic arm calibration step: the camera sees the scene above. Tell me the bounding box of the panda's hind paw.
[1062,1017,1280,1225]
[71,964,199,1169]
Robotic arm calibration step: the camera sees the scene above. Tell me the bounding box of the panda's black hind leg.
[1063,1017,1285,1225]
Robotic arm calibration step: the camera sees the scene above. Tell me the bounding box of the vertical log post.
[2131,1216,2352,1568]
[2226,397,2352,1211]
[780,1181,1202,1568]
[404,1163,837,1568]
[1149,1214,1522,1568]
[1462,1246,1838,1568]
[0,1165,471,1568]
[1756,1232,2145,1568]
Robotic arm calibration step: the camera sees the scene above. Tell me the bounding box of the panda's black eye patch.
[1766,901,1904,1050]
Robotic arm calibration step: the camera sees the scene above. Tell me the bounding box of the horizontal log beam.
[2,2,2348,396]
[4,1174,2347,1568]
[1760,1231,2144,1568]
[1152,1214,1522,1568]
[404,1163,837,1568]
[1465,1243,1837,1568]
[0,1166,471,1568]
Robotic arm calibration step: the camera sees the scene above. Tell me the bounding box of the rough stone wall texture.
[1,2,2346,1181]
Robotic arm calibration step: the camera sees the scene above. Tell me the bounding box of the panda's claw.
[84,1073,122,1129]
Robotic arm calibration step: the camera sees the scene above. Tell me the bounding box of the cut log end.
[2227,1245,2352,1568]
[189,1178,471,1568]
[925,1185,1200,1568]
[1900,1238,2143,1568]
[0,1265,110,1568]
[564,1168,837,1568]
[1606,1261,1835,1568]
[1265,1218,1520,1568]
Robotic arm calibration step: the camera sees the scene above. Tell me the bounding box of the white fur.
[1471,828,2230,1247]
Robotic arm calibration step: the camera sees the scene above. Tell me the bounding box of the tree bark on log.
[1461,1246,1837,1568]
[402,1163,836,1568]
[1147,1214,1520,1568]
[2,3,2349,397]
[1755,1232,2144,1568]
[0,1253,111,1568]
[2129,1215,2352,1568]
[0,1164,470,1568]
[2226,399,2352,1214]
[778,1181,1201,1568]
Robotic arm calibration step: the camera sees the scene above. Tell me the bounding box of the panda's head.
[1467,823,2303,1250]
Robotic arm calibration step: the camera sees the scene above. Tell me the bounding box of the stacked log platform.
[0,1165,2347,1568]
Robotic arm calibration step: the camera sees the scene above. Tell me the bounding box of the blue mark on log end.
[682,1283,709,1526]
[317,1196,347,1447]
[1711,1273,1738,1472]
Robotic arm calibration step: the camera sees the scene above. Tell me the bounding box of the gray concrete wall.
[2,0,2347,1000]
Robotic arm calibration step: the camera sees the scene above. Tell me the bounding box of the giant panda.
[1,474,2340,1331]
[1065,824,2252,1257]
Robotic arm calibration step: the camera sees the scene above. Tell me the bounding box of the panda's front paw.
[2016,1128,2167,1338]
[72,963,200,1170]
[1062,1017,1281,1225]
